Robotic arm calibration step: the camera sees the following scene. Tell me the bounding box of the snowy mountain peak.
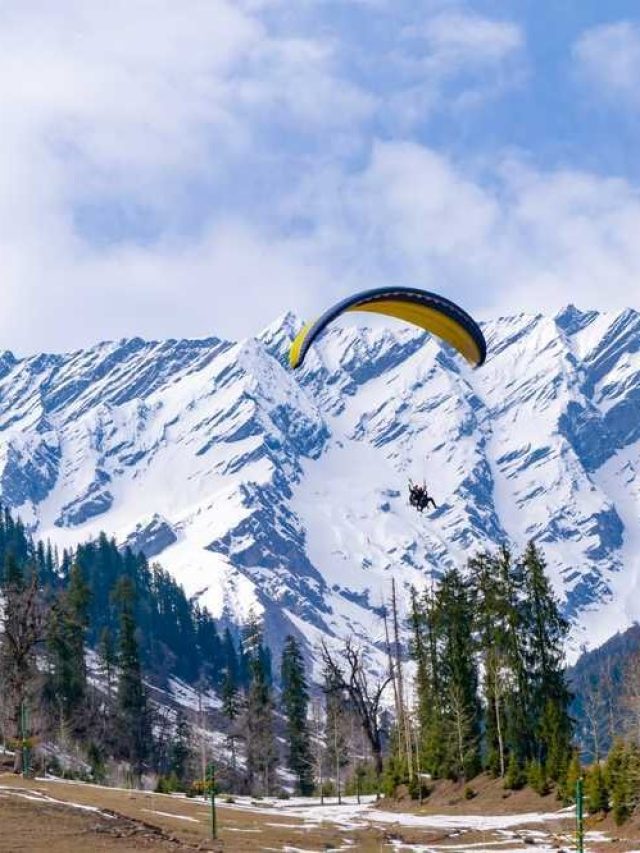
[257,310,304,363]
[0,307,638,662]
[554,303,600,336]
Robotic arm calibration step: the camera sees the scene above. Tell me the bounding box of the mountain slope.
[568,622,640,759]
[0,305,638,666]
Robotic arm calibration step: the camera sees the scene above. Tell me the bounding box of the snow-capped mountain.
[0,305,638,664]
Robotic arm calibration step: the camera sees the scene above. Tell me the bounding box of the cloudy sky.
[2,0,640,353]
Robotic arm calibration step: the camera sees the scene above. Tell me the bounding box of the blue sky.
[1,0,640,352]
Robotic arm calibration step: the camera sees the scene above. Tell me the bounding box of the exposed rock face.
[122,514,178,559]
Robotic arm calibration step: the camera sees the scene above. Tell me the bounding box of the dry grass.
[388,772,568,814]
[0,775,382,851]
[2,771,639,851]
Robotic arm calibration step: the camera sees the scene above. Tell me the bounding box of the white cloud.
[0,2,637,357]
[282,142,640,319]
[232,36,375,131]
[0,1,372,352]
[387,11,525,128]
[573,21,640,105]
[32,221,330,345]
[422,11,523,69]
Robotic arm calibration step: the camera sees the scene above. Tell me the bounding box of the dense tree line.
[0,502,583,802]
[0,506,241,689]
[568,627,640,826]
[408,542,573,792]
[1,546,154,781]
[73,533,234,687]
[0,502,370,797]
[568,624,640,760]
[0,503,252,783]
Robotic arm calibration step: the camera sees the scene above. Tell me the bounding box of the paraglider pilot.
[408,480,437,513]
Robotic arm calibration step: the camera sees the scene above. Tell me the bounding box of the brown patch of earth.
[0,787,216,852]
[0,774,384,852]
[386,772,569,814]
[1,771,635,851]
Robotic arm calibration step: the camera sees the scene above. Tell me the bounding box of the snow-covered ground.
[218,793,573,831]
[194,794,602,852]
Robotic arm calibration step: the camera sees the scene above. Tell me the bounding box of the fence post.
[576,776,584,853]
[21,701,30,778]
[207,761,217,840]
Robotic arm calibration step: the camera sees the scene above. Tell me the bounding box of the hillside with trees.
[5,498,640,826]
[568,624,640,761]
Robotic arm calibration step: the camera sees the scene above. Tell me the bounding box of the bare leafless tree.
[447,681,479,781]
[320,637,391,788]
[582,675,606,761]
[602,656,622,744]
[0,569,45,772]
[486,649,508,777]
[622,653,640,745]
[382,604,403,765]
[391,578,413,781]
[310,699,325,802]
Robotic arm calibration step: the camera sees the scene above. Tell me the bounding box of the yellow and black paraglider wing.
[288,321,314,373]
[288,287,486,370]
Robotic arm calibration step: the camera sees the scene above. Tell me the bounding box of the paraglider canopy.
[288,286,487,370]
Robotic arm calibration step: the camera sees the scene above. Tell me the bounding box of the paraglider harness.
[408,480,437,513]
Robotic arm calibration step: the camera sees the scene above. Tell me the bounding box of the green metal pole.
[576,776,584,853]
[207,762,217,840]
[21,701,29,778]
[21,701,25,778]
[26,703,30,776]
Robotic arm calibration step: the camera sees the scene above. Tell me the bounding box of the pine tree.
[408,587,430,773]
[98,626,117,701]
[242,616,277,795]
[195,605,224,688]
[605,740,631,824]
[45,563,90,739]
[222,670,240,722]
[608,741,640,823]
[496,545,531,767]
[612,771,631,825]
[625,741,640,814]
[87,741,107,784]
[221,669,241,774]
[521,542,572,780]
[436,568,481,781]
[504,752,525,790]
[4,553,23,590]
[170,709,192,785]
[561,751,581,804]
[526,759,549,796]
[114,576,151,783]
[585,763,609,814]
[469,552,509,777]
[410,585,446,777]
[281,635,313,795]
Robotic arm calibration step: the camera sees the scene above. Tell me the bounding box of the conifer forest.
[2,500,639,827]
